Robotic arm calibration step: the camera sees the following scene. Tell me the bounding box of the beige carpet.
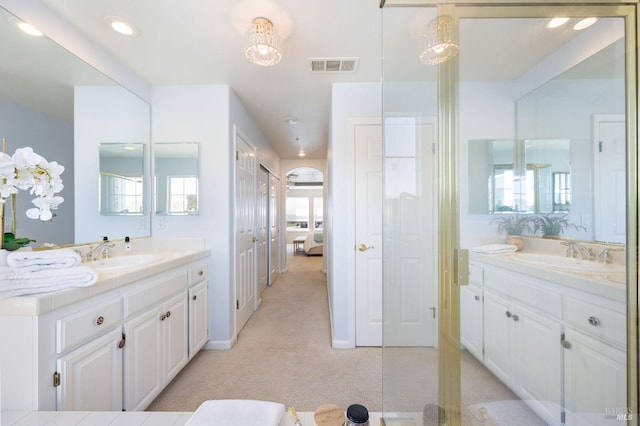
[147,253,383,412]
[147,249,543,424]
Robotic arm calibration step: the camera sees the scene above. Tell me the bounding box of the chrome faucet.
[86,239,116,261]
[597,247,624,264]
[561,240,595,261]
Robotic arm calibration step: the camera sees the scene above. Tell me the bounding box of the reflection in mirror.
[99,143,145,215]
[154,142,199,215]
[0,6,152,244]
[516,34,625,242]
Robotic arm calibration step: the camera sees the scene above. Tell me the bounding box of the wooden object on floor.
[314,404,345,426]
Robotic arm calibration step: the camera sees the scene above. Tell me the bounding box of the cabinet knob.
[474,295,480,301]
[505,311,512,318]
[96,316,104,326]
[160,314,166,321]
[118,338,126,349]
[192,295,197,301]
[588,316,600,326]
[198,270,204,276]
[561,339,572,349]
[166,310,171,318]
[512,314,519,322]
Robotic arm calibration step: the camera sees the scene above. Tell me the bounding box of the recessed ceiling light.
[573,17,597,31]
[547,17,569,29]
[104,16,139,36]
[8,17,43,36]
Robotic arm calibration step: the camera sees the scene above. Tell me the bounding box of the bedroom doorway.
[285,167,324,260]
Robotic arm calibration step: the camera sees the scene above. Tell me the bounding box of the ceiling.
[0,1,620,160]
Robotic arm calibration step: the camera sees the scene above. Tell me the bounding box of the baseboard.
[332,339,355,349]
[204,336,237,350]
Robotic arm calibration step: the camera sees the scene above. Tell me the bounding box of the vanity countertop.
[470,251,626,303]
[0,247,210,317]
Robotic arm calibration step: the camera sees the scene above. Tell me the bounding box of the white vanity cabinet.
[56,327,124,411]
[562,296,627,424]
[0,250,210,413]
[470,263,564,425]
[122,268,189,411]
[460,265,483,361]
[188,262,209,358]
[465,256,627,425]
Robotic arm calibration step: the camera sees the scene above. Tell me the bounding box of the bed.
[303,231,323,256]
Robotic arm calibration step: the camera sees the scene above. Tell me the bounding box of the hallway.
[147,249,383,412]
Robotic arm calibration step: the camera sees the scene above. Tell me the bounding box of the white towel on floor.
[0,265,98,298]
[471,244,518,254]
[7,248,81,272]
[185,400,285,426]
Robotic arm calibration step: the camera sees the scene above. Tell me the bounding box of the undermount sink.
[505,252,625,274]
[88,253,165,272]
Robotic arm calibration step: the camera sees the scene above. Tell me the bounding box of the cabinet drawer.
[124,269,188,317]
[189,262,208,285]
[56,298,123,353]
[564,297,625,347]
[510,279,561,319]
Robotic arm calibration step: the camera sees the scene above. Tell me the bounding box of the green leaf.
[3,233,36,251]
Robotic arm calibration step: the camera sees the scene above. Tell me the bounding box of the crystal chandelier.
[245,17,282,66]
[420,16,459,65]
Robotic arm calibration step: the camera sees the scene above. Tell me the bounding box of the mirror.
[468,27,625,242]
[99,143,145,215]
[468,139,570,214]
[0,6,151,245]
[516,36,625,242]
[154,142,199,215]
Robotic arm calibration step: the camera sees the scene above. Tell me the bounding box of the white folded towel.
[185,400,285,426]
[7,248,81,272]
[0,265,98,299]
[471,244,518,254]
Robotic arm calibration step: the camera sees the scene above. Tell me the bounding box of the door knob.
[358,243,375,252]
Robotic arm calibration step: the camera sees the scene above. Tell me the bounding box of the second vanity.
[461,244,626,425]
[0,237,210,413]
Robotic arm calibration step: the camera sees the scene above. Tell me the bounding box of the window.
[101,174,143,214]
[286,197,309,229]
[168,176,198,214]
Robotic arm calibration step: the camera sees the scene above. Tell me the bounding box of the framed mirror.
[99,143,145,215]
[154,142,199,215]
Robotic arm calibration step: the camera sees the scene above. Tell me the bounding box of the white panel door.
[269,173,280,284]
[162,292,188,383]
[235,131,257,334]
[355,123,383,346]
[593,114,625,243]
[257,167,269,295]
[460,285,483,360]
[482,290,513,386]
[383,119,437,347]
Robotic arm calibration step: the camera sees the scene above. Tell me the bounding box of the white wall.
[329,82,381,348]
[74,86,151,244]
[0,98,74,246]
[151,85,280,348]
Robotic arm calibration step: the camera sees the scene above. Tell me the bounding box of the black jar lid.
[346,404,369,423]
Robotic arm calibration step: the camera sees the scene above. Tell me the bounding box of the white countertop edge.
[470,252,626,302]
[0,248,211,316]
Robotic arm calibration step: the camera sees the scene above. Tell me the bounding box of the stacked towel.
[7,248,81,272]
[185,400,285,426]
[0,265,98,299]
[471,244,518,254]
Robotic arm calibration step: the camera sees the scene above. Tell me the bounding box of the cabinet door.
[163,292,189,383]
[483,290,513,386]
[189,280,209,358]
[123,305,163,411]
[56,327,123,411]
[513,303,562,425]
[563,327,626,425]
[460,285,483,361]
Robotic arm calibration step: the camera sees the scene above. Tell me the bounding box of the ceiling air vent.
[309,57,359,73]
